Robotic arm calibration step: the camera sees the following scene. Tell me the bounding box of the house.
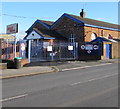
[24,9,120,62]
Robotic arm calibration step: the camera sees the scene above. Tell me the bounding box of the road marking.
[0,94,28,102]
[62,63,112,71]
[71,73,118,86]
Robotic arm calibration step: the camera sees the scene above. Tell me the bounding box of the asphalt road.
[2,63,118,107]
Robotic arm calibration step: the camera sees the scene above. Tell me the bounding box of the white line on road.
[0,94,28,102]
[62,63,112,71]
[71,73,118,86]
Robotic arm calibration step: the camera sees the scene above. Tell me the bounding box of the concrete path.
[56,59,119,71]
[1,66,55,79]
[0,59,119,79]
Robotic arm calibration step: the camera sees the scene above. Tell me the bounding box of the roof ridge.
[38,19,54,23]
[66,13,119,26]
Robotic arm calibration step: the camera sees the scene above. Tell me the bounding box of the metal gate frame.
[28,40,78,63]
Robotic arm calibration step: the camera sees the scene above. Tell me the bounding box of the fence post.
[75,42,78,60]
[0,39,1,60]
[59,42,61,60]
[51,45,53,61]
[6,39,9,59]
[28,40,31,63]
[14,38,17,58]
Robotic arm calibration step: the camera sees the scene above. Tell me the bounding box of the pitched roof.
[34,28,67,40]
[90,37,118,43]
[40,20,54,27]
[66,13,119,30]
[26,13,120,40]
[26,20,54,33]
[24,28,67,40]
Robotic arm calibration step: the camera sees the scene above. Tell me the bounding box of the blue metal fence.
[30,41,78,62]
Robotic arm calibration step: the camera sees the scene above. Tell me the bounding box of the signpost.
[6,23,18,58]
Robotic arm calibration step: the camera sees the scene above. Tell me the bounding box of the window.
[69,33,75,43]
[107,34,113,39]
[91,33,97,40]
[101,30,104,36]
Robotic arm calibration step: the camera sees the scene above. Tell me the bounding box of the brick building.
[25,9,120,61]
[0,34,16,60]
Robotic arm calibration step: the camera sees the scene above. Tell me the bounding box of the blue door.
[106,44,112,59]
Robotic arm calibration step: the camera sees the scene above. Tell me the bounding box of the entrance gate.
[28,40,78,62]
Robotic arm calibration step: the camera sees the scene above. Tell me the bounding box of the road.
[2,63,118,107]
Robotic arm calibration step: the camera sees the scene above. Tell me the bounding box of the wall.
[52,16,85,43]
[101,42,120,59]
[112,42,120,59]
[84,26,120,42]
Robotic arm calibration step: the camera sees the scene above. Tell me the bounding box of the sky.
[1,2,119,40]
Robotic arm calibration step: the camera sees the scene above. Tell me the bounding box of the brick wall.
[21,58,29,67]
[84,26,120,42]
[52,16,85,43]
[52,17,119,43]
[101,42,120,59]
[112,42,120,59]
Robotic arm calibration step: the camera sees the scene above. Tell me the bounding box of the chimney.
[80,9,86,18]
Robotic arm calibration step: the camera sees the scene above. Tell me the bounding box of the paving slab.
[1,66,54,79]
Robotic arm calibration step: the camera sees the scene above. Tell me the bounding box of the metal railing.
[30,41,78,62]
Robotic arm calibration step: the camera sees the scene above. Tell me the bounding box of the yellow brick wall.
[84,26,120,42]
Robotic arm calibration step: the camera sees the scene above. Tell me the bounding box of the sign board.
[87,50,91,54]
[21,43,26,51]
[93,45,99,50]
[85,45,93,50]
[80,44,99,54]
[47,46,52,51]
[81,45,85,50]
[50,53,55,56]
[68,46,73,50]
[6,23,18,34]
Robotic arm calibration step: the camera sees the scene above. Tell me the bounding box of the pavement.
[0,59,119,79]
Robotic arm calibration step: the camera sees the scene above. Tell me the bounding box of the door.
[106,44,112,59]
